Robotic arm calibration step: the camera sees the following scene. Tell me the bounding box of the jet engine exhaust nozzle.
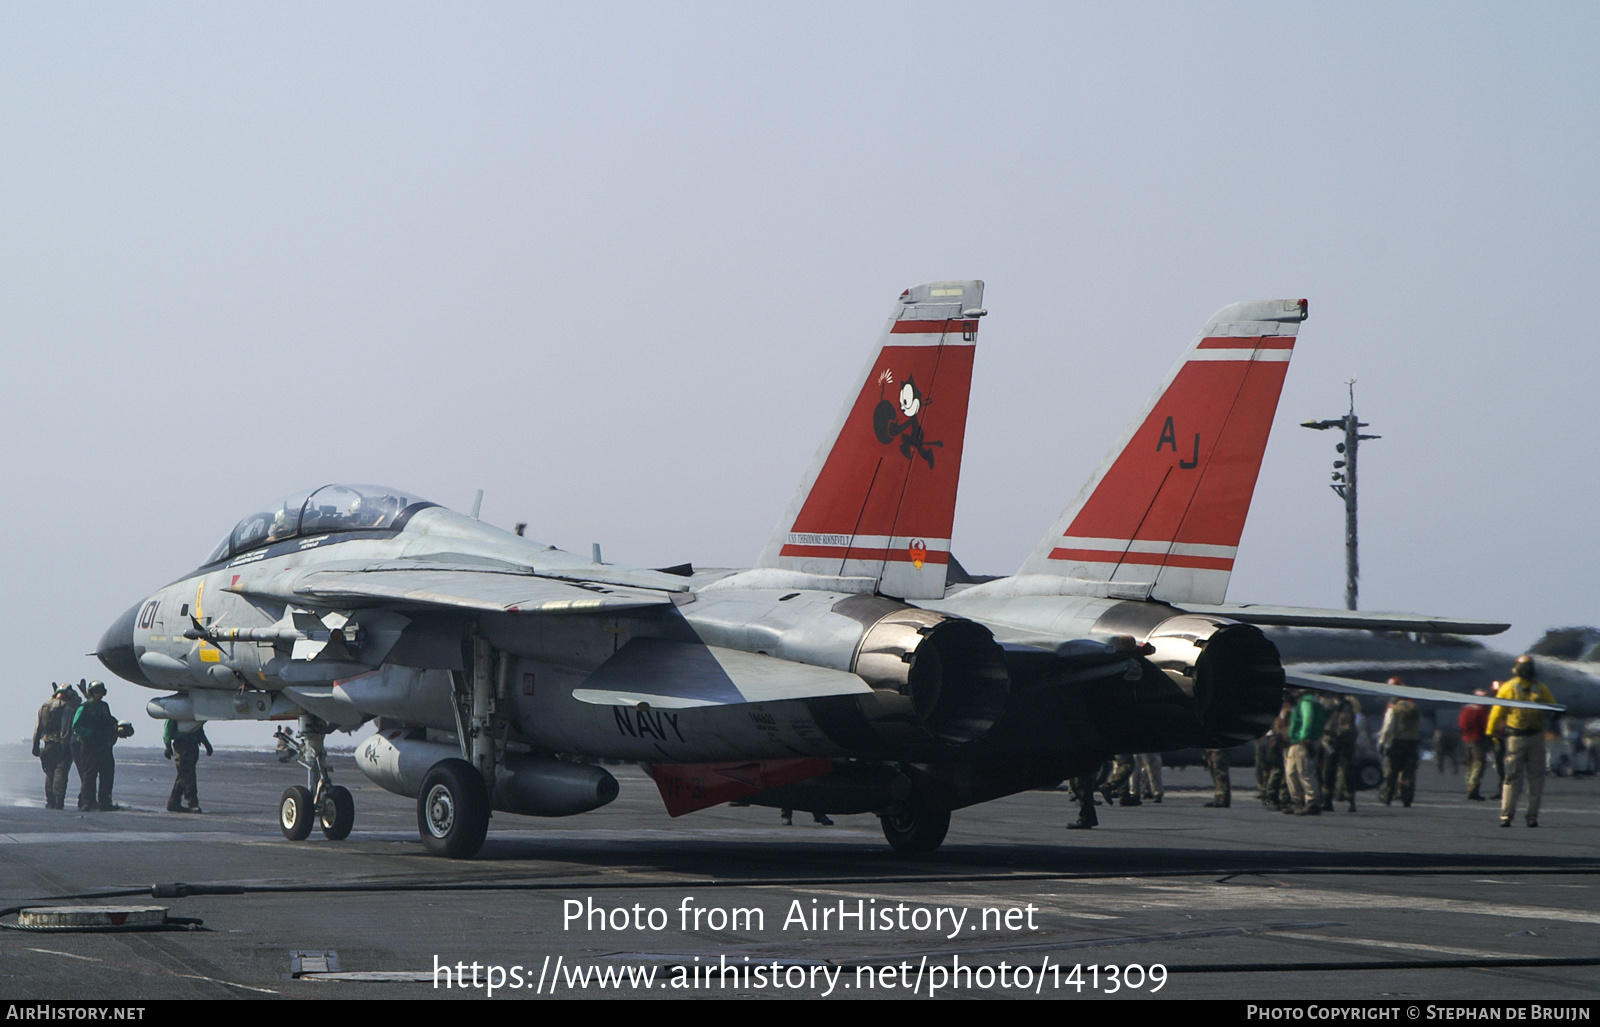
[851,603,1010,746]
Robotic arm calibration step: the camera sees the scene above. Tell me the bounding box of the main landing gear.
[407,635,499,860]
[417,758,490,858]
[276,717,356,842]
[878,790,951,853]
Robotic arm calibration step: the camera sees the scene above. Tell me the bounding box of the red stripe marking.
[780,544,950,564]
[891,320,979,334]
[1196,336,1294,349]
[1047,548,1235,571]
[649,758,832,817]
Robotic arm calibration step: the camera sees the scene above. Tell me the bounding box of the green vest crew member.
[71,682,120,812]
[1285,690,1329,814]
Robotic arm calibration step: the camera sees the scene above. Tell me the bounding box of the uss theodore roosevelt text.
[564,896,1040,940]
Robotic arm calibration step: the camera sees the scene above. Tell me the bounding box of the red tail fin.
[756,281,983,600]
[1018,299,1307,604]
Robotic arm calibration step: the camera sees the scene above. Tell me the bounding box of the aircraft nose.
[96,602,152,686]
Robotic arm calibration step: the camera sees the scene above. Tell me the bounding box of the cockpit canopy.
[205,484,432,564]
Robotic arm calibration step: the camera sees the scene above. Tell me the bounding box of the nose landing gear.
[276,717,356,842]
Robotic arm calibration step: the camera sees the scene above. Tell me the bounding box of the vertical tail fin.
[755,281,984,600]
[1017,299,1307,604]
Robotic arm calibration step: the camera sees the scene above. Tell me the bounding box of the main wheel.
[280,786,314,841]
[319,784,355,841]
[879,793,950,854]
[1355,757,1383,791]
[417,759,490,859]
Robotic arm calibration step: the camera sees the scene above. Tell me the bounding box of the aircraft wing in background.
[1180,604,1509,636]
[1286,670,1562,712]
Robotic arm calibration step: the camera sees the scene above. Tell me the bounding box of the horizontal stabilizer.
[1181,604,1509,635]
[571,637,873,709]
[236,567,676,615]
[1286,671,1563,712]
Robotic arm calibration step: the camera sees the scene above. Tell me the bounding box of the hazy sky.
[3,4,1596,746]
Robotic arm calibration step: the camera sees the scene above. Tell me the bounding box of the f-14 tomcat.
[95,282,1556,859]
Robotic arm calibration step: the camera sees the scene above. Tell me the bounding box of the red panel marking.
[1048,548,1234,571]
[1196,336,1294,349]
[648,758,833,817]
[890,319,979,334]
[779,544,949,564]
[1064,352,1292,551]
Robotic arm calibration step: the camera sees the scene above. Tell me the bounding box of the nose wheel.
[276,721,357,842]
[280,786,314,840]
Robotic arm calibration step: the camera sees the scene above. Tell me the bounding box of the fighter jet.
[94,282,1167,857]
[95,284,1557,859]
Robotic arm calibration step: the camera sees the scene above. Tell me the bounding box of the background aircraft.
[1268,625,1600,721]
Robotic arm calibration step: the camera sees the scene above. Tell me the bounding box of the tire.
[879,793,951,854]
[319,784,355,841]
[417,759,490,859]
[280,786,314,841]
[1355,757,1383,792]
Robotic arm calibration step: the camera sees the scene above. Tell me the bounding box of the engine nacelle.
[357,731,620,817]
[683,591,1012,749]
[843,597,1011,745]
[1098,608,1285,745]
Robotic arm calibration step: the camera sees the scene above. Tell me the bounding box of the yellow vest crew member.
[1486,655,1557,828]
